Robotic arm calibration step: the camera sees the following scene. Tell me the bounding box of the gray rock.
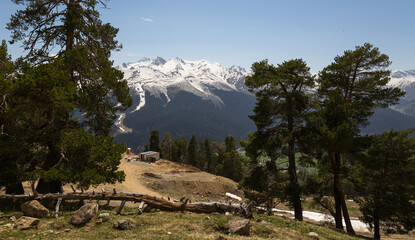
[98,213,110,218]
[308,232,319,239]
[21,200,50,218]
[70,203,98,226]
[227,218,250,236]
[14,216,39,230]
[113,220,132,230]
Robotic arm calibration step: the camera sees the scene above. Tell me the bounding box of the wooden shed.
[139,151,160,162]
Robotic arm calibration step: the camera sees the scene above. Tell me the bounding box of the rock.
[21,200,50,218]
[14,216,39,230]
[12,212,23,219]
[227,218,250,236]
[308,232,319,239]
[98,213,109,218]
[9,216,16,222]
[225,212,230,216]
[95,218,103,224]
[113,220,132,230]
[70,203,98,226]
[64,228,71,232]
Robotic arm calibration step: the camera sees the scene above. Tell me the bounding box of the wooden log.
[1,192,254,217]
[117,200,126,215]
[55,198,62,218]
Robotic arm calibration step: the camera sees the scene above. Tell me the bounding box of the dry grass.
[0,205,370,240]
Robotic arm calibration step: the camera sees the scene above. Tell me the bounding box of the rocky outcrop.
[21,200,50,218]
[70,203,98,226]
[227,218,250,236]
[14,216,39,230]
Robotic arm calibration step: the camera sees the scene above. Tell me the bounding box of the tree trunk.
[288,139,303,221]
[374,216,380,240]
[5,182,24,195]
[36,179,63,194]
[333,180,343,229]
[329,151,343,230]
[335,153,355,235]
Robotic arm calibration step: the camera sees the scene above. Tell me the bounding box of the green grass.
[0,202,369,240]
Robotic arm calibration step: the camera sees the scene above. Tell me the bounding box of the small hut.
[139,151,160,163]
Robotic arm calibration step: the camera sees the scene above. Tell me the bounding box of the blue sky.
[0,0,414,72]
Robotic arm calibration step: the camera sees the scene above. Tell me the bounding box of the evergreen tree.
[0,39,25,194]
[160,132,172,160]
[149,130,161,152]
[6,0,132,192]
[201,138,213,172]
[353,130,415,240]
[171,137,187,163]
[187,134,199,167]
[313,43,404,233]
[245,59,314,221]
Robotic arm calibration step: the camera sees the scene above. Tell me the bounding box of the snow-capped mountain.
[388,70,415,100]
[117,57,249,112]
[113,57,255,149]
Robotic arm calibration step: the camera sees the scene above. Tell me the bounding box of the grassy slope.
[0,205,366,240]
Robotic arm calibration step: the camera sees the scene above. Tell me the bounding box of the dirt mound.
[6,154,243,204]
[138,159,243,201]
[75,155,243,202]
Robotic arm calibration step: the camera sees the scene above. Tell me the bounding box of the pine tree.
[187,134,199,167]
[5,0,132,192]
[245,59,314,221]
[353,130,415,240]
[160,132,172,160]
[149,130,161,152]
[0,39,25,194]
[201,138,213,172]
[313,43,404,233]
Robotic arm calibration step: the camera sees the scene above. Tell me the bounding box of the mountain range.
[113,57,254,149]
[113,57,415,149]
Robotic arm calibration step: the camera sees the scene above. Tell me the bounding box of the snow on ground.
[273,208,370,233]
[132,83,146,113]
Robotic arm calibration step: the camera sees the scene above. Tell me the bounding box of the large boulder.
[70,203,98,226]
[227,218,250,236]
[14,216,39,230]
[21,200,50,218]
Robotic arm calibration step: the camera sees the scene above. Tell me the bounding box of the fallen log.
[1,192,254,218]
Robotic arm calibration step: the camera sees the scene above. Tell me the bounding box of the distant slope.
[114,89,256,148]
[361,108,415,135]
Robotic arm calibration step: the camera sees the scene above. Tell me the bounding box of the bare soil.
[67,154,243,203]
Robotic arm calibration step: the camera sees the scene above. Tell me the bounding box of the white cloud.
[125,52,135,57]
[140,17,153,22]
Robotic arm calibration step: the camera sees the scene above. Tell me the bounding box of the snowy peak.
[388,70,415,88]
[117,57,249,112]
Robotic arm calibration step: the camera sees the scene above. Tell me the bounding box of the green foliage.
[149,130,161,152]
[187,134,199,167]
[244,59,314,220]
[1,0,132,191]
[353,130,415,239]
[160,132,172,159]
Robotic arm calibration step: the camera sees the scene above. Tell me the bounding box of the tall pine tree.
[314,43,404,233]
[245,59,314,221]
[5,0,132,192]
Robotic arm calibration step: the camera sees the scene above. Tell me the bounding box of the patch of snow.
[225,192,242,202]
[272,208,370,233]
[131,83,146,113]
